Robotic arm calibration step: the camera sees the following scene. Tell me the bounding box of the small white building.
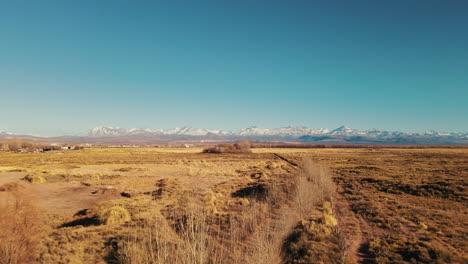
[61,146,76,150]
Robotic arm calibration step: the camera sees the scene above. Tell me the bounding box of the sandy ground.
[0,171,26,185]
[0,172,121,217]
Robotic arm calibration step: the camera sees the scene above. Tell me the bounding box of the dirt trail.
[273,153,299,167]
[334,187,375,264]
[0,172,121,217]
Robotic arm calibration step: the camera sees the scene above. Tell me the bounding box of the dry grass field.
[0,147,466,263]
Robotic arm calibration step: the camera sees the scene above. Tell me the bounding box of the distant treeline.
[203,140,252,153]
[0,139,81,152]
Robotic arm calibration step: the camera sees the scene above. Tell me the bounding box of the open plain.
[0,147,466,264]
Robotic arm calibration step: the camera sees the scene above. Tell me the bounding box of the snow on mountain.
[127,128,161,135]
[85,125,468,143]
[235,126,273,136]
[87,126,129,137]
[161,127,219,136]
[328,126,362,136]
[317,128,332,134]
[87,126,230,137]
[271,126,320,136]
[233,126,328,137]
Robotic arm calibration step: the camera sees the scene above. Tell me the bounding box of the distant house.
[61,146,76,150]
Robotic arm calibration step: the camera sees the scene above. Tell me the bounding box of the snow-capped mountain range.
[87,125,334,137]
[1,126,467,144]
[87,126,231,137]
[84,125,468,144]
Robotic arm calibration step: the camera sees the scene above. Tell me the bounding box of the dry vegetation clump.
[0,190,44,264]
[119,177,295,264]
[98,206,131,225]
[331,149,468,263]
[0,166,26,173]
[118,199,220,264]
[367,235,458,264]
[239,203,294,264]
[202,140,252,154]
[117,221,178,264]
[283,202,342,264]
[147,178,179,200]
[280,156,348,263]
[203,161,302,263]
[45,172,119,184]
[294,157,335,218]
[23,174,47,184]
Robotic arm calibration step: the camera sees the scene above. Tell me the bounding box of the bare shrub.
[119,198,292,264]
[203,141,252,154]
[0,190,43,264]
[118,222,176,264]
[245,205,292,264]
[119,201,217,264]
[1,143,10,152]
[171,205,214,264]
[284,156,347,263]
[294,157,336,218]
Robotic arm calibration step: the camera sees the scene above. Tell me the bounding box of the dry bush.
[243,205,292,264]
[118,196,292,264]
[282,157,347,263]
[170,204,214,264]
[118,222,176,264]
[0,190,43,264]
[202,141,252,154]
[218,186,300,264]
[119,201,218,264]
[294,157,335,218]
[282,206,342,264]
[367,234,458,263]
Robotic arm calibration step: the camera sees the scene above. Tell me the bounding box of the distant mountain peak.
[77,125,468,144]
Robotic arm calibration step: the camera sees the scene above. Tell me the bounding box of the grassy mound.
[98,206,131,225]
[24,174,46,184]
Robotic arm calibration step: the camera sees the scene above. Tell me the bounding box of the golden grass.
[0,189,44,264]
[98,206,131,225]
[24,174,47,184]
[0,147,465,263]
[0,166,26,172]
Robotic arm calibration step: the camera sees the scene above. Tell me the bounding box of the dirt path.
[273,153,299,167]
[334,187,374,264]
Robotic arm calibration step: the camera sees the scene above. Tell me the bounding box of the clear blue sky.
[1,0,467,136]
